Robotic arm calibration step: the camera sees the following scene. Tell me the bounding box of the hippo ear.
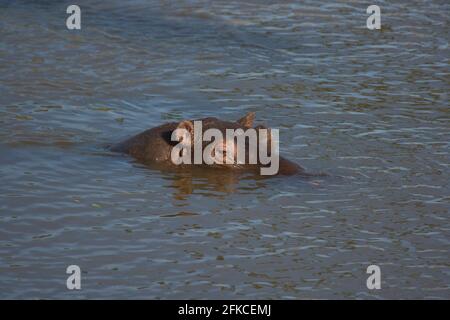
[173,120,194,143]
[237,112,255,128]
[177,120,194,135]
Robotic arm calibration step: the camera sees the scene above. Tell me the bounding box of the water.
[0,0,449,299]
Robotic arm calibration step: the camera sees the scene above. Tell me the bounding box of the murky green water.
[0,0,449,299]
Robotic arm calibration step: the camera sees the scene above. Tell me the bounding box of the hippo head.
[170,112,279,175]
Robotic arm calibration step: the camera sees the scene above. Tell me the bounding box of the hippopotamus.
[111,112,316,176]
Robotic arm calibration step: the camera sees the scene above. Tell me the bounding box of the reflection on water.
[168,170,241,200]
[154,164,257,200]
[0,0,449,299]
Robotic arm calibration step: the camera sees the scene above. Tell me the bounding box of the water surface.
[0,0,449,299]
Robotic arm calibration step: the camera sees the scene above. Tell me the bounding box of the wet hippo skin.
[111,112,312,176]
